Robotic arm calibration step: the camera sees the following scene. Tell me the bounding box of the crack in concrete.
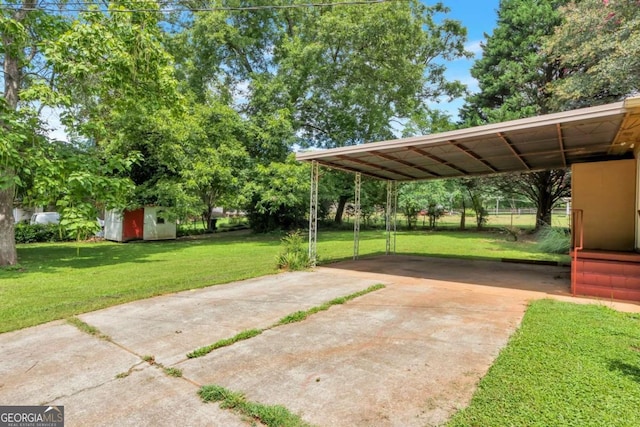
[40,360,147,406]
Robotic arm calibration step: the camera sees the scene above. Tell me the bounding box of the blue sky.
[434,0,501,119]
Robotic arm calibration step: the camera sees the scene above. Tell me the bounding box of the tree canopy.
[181,0,469,150]
[461,0,569,123]
[1,1,186,265]
[1,0,471,264]
[546,0,640,109]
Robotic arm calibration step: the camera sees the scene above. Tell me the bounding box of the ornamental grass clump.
[276,230,311,271]
[537,225,570,254]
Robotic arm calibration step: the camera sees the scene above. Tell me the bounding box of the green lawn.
[317,229,569,264]
[353,212,571,230]
[448,299,640,427]
[437,213,571,229]
[1,232,281,333]
[1,229,567,333]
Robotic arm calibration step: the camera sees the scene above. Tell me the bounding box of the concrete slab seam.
[182,284,386,361]
[68,316,205,395]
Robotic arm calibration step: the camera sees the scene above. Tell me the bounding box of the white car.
[30,212,60,225]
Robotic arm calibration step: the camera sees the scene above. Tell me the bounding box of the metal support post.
[386,180,397,255]
[353,172,361,259]
[308,161,319,266]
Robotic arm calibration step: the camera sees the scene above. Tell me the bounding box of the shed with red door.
[104,207,176,242]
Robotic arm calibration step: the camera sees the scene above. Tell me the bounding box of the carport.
[296,96,640,302]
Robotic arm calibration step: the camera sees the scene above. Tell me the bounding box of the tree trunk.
[203,205,214,232]
[459,199,466,230]
[0,184,18,266]
[0,1,34,266]
[536,191,553,230]
[533,171,553,231]
[334,195,348,224]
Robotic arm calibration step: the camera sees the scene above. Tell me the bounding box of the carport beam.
[309,160,319,266]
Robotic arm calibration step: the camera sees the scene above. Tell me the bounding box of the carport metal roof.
[296,96,640,180]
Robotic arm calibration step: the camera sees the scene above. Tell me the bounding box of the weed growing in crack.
[199,385,311,427]
[67,317,111,341]
[187,329,262,358]
[164,367,183,377]
[187,284,385,359]
[275,284,385,326]
[142,355,155,364]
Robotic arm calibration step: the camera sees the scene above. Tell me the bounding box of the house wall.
[143,207,176,241]
[572,159,637,251]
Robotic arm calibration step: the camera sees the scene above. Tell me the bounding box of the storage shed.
[104,207,176,242]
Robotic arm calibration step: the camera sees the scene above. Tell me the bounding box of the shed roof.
[296,96,640,181]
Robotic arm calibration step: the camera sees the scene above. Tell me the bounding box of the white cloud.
[464,40,484,57]
[461,76,479,93]
[443,63,480,93]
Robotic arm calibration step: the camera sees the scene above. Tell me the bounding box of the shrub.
[14,223,69,244]
[537,226,570,254]
[276,230,311,271]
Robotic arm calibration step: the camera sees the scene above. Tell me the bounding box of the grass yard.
[1,229,568,333]
[0,232,281,333]
[354,212,571,230]
[317,229,570,264]
[447,299,640,427]
[438,212,571,229]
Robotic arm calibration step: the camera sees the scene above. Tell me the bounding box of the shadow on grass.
[9,232,281,275]
[609,360,640,384]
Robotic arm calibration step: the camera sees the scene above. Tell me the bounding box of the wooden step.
[575,272,640,289]
[575,261,640,281]
[571,251,640,302]
[572,249,640,263]
[574,283,640,301]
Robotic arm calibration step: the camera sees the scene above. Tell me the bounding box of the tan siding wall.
[572,159,637,251]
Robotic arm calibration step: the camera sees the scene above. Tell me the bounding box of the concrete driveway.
[1,255,638,426]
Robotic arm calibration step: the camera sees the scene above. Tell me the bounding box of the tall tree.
[462,0,569,121]
[178,0,469,227]
[46,1,188,207]
[1,1,185,265]
[493,170,571,227]
[182,102,249,230]
[546,0,640,109]
[277,1,468,148]
[184,0,469,147]
[243,154,310,232]
[1,0,68,265]
[461,0,571,230]
[398,181,448,229]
